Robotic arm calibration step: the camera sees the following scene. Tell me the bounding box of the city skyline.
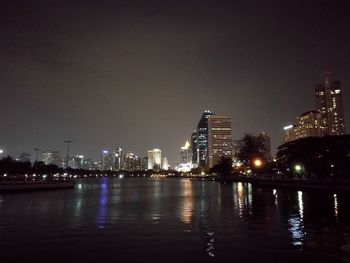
[1,1,350,165]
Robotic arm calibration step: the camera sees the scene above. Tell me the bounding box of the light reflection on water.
[0,178,349,263]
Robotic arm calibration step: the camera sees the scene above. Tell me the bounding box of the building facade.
[208,115,233,168]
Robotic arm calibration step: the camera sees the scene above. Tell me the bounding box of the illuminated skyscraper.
[208,115,232,168]
[148,149,162,171]
[114,148,123,171]
[196,110,214,167]
[315,71,345,135]
[180,141,192,164]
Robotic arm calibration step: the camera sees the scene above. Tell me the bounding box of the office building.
[315,71,345,135]
[208,115,233,168]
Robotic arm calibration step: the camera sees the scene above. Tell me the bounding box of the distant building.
[114,148,123,171]
[162,157,169,170]
[141,157,148,171]
[315,71,345,135]
[122,152,141,171]
[208,115,233,168]
[19,152,31,163]
[148,149,162,171]
[190,131,197,164]
[42,150,60,166]
[100,150,114,170]
[196,110,215,167]
[284,110,323,142]
[71,154,85,169]
[180,141,192,164]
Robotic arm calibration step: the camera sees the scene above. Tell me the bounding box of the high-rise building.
[162,157,169,170]
[141,157,148,171]
[208,115,232,168]
[190,131,197,164]
[114,148,123,171]
[99,150,114,170]
[122,152,140,171]
[148,149,162,171]
[315,71,345,135]
[42,150,60,166]
[196,110,214,167]
[180,141,192,164]
[284,110,323,142]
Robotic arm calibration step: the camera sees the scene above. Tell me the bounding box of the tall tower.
[315,71,345,135]
[208,115,232,168]
[196,110,215,167]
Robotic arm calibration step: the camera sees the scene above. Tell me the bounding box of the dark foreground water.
[0,178,350,263]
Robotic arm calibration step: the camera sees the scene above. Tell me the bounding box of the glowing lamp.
[253,159,262,167]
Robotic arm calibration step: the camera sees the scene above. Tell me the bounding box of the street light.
[64,140,72,168]
[253,158,263,168]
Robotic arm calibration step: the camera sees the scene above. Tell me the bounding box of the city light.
[294,164,302,172]
[0,149,4,154]
[253,159,262,167]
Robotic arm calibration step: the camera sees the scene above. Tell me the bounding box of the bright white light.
[294,164,302,172]
[284,125,294,130]
[0,149,4,154]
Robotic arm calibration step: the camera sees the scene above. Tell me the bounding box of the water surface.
[0,178,349,262]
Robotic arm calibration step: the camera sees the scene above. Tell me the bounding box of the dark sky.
[1,0,349,165]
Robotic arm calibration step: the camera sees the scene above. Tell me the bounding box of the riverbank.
[0,180,75,193]
[216,175,350,191]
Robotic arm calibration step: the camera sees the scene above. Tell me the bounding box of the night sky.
[1,0,349,165]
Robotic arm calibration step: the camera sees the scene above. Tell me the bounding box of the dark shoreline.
[0,180,75,193]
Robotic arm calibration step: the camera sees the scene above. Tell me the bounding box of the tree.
[276,135,350,180]
[211,157,232,177]
[237,134,267,165]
